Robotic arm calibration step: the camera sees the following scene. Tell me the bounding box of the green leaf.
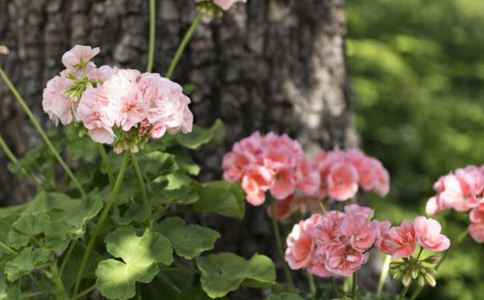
[196,253,276,299]
[192,181,245,219]
[6,191,103,252]
[151,186,200,206]
[4,247,50,282]
[138,151,177,177]
[156,217,220,259]
[95,227,173,300]
[176,119,225,150]
[0,273,20,300]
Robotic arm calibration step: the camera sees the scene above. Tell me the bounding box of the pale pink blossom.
[42,76,74,125]
[414,217,450,252]
[140,73,193,135]
[62,45,100,69]
[77,86,116,144]
[327,162,359,201]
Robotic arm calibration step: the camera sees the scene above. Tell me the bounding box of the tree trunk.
[0,0,356,295]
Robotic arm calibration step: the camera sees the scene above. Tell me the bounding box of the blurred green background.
[347,0,484,299]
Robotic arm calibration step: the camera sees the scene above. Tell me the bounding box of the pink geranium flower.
[285,214,322,270]
[241,165,274,206]
[378,220,417,259]
[62,45,100,69]
[42,76,74,125]
[328,162,359,201]
[414,217,450,252]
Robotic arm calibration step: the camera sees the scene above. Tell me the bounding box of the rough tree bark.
[0,0,357,296]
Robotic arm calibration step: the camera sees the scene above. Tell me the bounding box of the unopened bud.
[423,256,441,264]
[417,275,425,287]
[424,273,436,287]
[402,273,412,287]
[411,268,419,279]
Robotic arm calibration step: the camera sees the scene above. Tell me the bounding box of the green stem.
[130,152,152,229]
[0,67,85,196]
[399,284,410,300]
[73,151,130,296]
[270,200,294,288]
[146,0,156,72]
[97,144,114,186]
[21,291,49,299]
[307,272,316,298]
[409,230,468,300]
[0,134,18,164]
[352,272,358,299]
[164,12,202,79]
[51,261,69,300]
[331,277,340,297]
[60,240,77,277]
[0,241,19,255]
[72,285,96,300]
[376,254,392,299]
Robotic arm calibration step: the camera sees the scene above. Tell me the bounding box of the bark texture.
[0,0,356,296]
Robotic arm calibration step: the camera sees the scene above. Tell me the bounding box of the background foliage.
[348,0,484,299]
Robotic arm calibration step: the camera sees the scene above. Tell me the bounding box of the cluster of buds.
[391,255,440,287]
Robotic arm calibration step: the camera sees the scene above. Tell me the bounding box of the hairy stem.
[146,0,156,72]
[307,272,316,298]
[51,260,69,300]
[131,152,152,229]
[97,144,114,186]
[165,12,202,79]
[399,284,410,300]
[270,200,294,288]
[73,151,130,295]
[352,272,358,299]
[0,67,85,196]
[376,254,392,299]
[331,277,340,297]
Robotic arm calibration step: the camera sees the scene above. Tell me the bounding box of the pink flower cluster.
[426,165,484,243]
[42,45,193,149]
[222,132,320,206]
[285,205,450,277]
[313,148,390,201]
[223,133,391,207]
[195,0,246,10]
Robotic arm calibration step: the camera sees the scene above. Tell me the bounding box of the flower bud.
[424,273,436,287]
[423,256,441,264]
[417,275,425,287]
[402,273,412,287]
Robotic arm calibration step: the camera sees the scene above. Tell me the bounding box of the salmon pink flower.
[241,166,274,206]
[285,214,322,270]
[414,217,450,252]
[324,245,369,276]
[328,162,359,201]
[378,220,417,259]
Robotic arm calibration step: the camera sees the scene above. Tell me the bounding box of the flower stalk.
[270,199,294,288]
[73,151,130,296]
[165,12,202,79]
